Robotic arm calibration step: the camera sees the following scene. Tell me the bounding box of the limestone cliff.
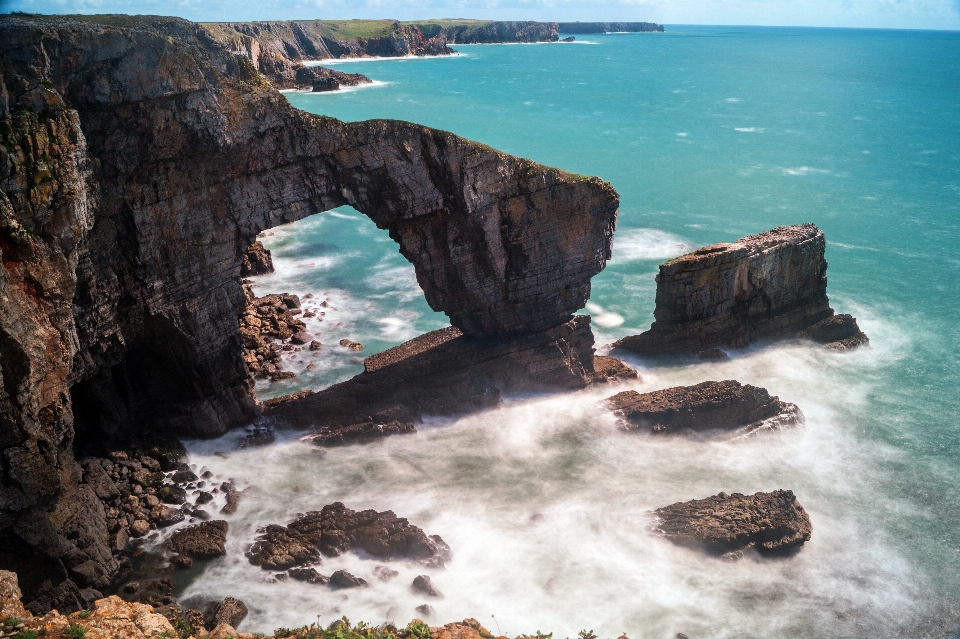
[612,224,867,355]
[557,22,664,33]
[0,14,618,611]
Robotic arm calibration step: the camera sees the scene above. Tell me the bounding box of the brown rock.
[329,570,367,589]
[309,340,322,351]
[166,521,228,561]
[613,225,867,355]
[311,420,417,447]
[209,623,237,639]
[0,570,30,620]
[606,380,803,436]
[373,566,399,582]
[799,313,869,350]
[590,355,640,384]
[241,241,274,276]
[245,525,322,570]
[411,575,443,598]
[287,567,329,584]
[213,597,248,629]
[653,490,812,555]
[130,520,151,537]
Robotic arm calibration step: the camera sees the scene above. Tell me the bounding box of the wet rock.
[339,339,363,351]
[613,225,868,355]
[606,380,804,436]
[213,597,248,629]
[799,314,869,351]
[373,566,399,582]
[238,426,275,448]
[287,568,329,585]
[130,520,151,537]
[246,525,322,570]
[290,331,312,345]
[111,529,130,552]
[309,340,322,351]
[329,570,367,589]
[81,460,121,501]
[157,486,188,504]
[415,604,434,618]
[267,317,597,435]
[311,420,417,447]
[167,521,229,563]
[411,575,443,598]
[220,488,243,515]
[696,347,729,360]
[241,241,274,276]
[653,489,812,555]
[152,505,186,528]
[590,355,640,384]
[171,470,199,484]
[196,491,214,505]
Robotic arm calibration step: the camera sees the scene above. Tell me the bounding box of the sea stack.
[612,224,868,356]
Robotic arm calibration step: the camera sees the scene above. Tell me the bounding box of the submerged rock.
[606,380,803,436]
[411,575,443,598]
[287,567,329,585]
[311,420,417,447]
[329,570,368,589]
[246,525,322,570]
[653,489,812,556]
[613,225,868,355]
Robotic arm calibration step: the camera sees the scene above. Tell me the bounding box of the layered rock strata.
[0,14,617,610]
[246,502,450,577]
[557,22,665,33]
[653,490,812,556]
[606,380,803,436]
[240,241,274,277]
[612,224,868,356]
[265,316,597,440]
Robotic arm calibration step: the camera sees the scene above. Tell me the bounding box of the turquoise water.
[185,27,960,637]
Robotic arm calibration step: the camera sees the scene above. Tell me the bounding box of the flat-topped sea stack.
[606,380,803,436]
[612,224,868,356]
[653,490,812,556]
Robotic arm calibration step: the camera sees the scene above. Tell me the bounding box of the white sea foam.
[177,302,943,637]
[609,228,697,263]
[734,127,765,133]
[725,97,741,102]
[306,54,466,65]
[781,166,831,176]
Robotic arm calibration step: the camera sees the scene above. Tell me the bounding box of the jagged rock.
[166,521,228,563]
[184,609,208,637]
[267,317,597,434]
[246,525,322,570]
[613,225,867,355]
[220,489,243,515]
[311,421,417,447]
[0,14,616,611]
[373,566,399,582]
[0,571,29,619]
[152,506,186,528]
[157,486,188,505]
[213,597,248,629]
[81,460,121,501]
[241,241,274,276]
[653,490,812,555]
[130,520,151,537]
[287,567,329,584]
[799,314,869,350]
[196,491,214,504]
[329,570,367,589]
[590,355,639,384]
[606,380,803,436]
[412,575,443,598]
[238,426,275,448]
[415,605,435,618]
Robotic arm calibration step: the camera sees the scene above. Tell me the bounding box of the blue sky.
[2,0,959,30]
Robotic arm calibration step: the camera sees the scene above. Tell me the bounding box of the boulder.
[213,597,248,629]
[287,568,329,585]
[241,241,274,276]
[799,314,869,350]
[373,566,399,582]
[166,521,229,562]
[329,570,367,589]
[245,525,322,570]
[411,575,443,598]
[612,225,868,355]
[653,490,812,556]
[606,380,803,436]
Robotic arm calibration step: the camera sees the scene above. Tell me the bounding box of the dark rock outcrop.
[0,14,616,610]
[799,313,869,351]
[266,316,597,439]
[612,225,867,355]
[590,355,639,384]
[166,520,228,565]
[411,575,443,598]
[653,490,812,556]
[240,241,274,277]
[606,380,803,436]
[437,21,559,44]
[557,22,664,33]
[246,502,449,571]
[329,570,367,589]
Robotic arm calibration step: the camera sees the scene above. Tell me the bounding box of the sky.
[1,0,959,30]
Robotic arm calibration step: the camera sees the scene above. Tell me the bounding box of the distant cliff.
[558,22,664,33]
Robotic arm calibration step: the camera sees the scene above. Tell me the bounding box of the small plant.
[41,80,53,89]
[273,629,294,638]
[64,624,85,639]
[535,632,553,639]
[577,632,597,639]
[404,621,432,639]
[77,611,91,619]
[5,619,21,627]
[174,619,191,639]
[13,630,37,639]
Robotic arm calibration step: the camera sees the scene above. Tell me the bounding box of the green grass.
[65,624,86,639]
[13,631,37,639]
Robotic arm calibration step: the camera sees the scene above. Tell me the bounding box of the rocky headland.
[612,224,869,356]
[557,22,664,33]
[0,12,620,611]
[652,490,812,557]
[605,380,803,437]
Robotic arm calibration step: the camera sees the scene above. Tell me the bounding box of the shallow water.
[172,27,959,638]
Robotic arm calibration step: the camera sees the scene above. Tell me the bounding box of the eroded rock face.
[612,225,866,355]
[653,490,812,556]
[606,380,803,436]
[240,242,274,277]
[246,502,449,572]
[0,15,616,609]
[265,316,596,439]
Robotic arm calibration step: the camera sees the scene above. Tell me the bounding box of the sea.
[170,26,960,638]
